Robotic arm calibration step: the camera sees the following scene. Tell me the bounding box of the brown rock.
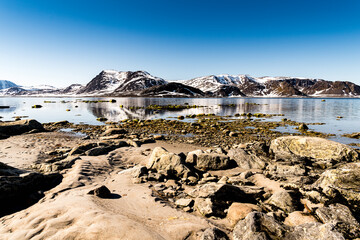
[227,203,262,226]
[284,211,318,226]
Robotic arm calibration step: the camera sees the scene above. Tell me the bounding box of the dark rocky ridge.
[140,82,206,97]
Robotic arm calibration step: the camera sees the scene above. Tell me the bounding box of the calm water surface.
[1,97,359,146]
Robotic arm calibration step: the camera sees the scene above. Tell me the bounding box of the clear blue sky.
[0,0,360,87]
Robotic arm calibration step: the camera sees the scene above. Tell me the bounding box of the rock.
[99,134,124,140]
[69,143,98,156]
[218,176,229,184]
[200,227,229,240]
[102,128,127,136]
[195,153,232,171]
[0,119,45,136]
[0,164,62,217]
[194,197,215,216]
[298,123,309,131]
[96,117,108,122]
[132,166,148,178]
[31,105,42,108]
[265,163,306,176]
[185,149,204,164]
[147,147,193,178]
[126,139,141,147]
[284,211,318,226]
[85,146,115,156]
[284,223,345,240]
[175,198,194,207]
[226,203,262,226]
[229,132,238,137]
[265,190,301,213]
[270,136,358,164]
[32,156,80,173]
[190,183,252,217]
[88,185,112,198]
[153,134,164,140]
[233,212,289,240]
[189,183,247,201]
[312,162,360,216]
[52,120,69,126]
[315,204,360,239]
[227,148,266,170]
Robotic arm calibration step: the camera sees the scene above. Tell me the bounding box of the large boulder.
[0,119,45,136]
[233,212,289,240]
[315,204,360,239]
[312,162,360,216]
[270,136,358,164]
[147,147,193,178]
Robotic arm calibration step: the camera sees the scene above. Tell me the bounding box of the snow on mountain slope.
[77,70,129,94]
[0,80,18,90]
[182,74,252,92]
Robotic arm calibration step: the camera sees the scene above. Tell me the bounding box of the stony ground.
[1,119,360,239]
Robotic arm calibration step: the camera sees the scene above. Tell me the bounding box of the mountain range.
[1,70,360,98]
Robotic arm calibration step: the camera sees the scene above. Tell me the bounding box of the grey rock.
[195,153,231,170]
[265,190,301,213]
[227,148,266,170]
[69,143,98,156]
[147,147,193,178]
[175,198,194,207]
[285,222,345,240]
[270,136,358,164]
[233,212,289,240]
[200,227,229,240]
[312,162,360,216]
[316,204,360,239]
[85,145,114,156]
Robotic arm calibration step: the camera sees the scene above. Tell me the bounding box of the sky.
[0,0,360,87]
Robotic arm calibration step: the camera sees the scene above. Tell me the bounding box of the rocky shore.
[1,119,360,239]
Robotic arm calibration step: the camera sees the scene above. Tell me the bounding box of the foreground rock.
[233,212,289,240]
[147,147,193,178]
[228,142,269,170]
[0,119,45,137]
[270,136,359,165]
[312,162,360,216]
[315,204,360,239]
[0,162,62,217]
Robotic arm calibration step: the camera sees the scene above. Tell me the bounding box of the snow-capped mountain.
[77,70,167,95]
[0,80,17,90]
[0,71,359,97]
[112,71,167,94]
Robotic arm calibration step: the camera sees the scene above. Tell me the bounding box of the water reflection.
[0,97,359,138]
